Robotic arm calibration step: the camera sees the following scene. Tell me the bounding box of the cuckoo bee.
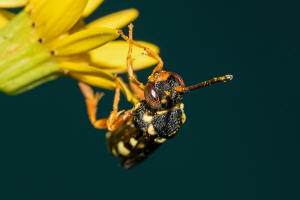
[79,24,233,169]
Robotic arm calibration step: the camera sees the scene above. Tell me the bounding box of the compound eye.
[144,83,161,109]
[170,72,185,89]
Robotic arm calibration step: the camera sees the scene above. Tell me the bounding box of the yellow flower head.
[0,0,159,96]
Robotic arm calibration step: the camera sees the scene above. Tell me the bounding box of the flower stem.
[0,11,61,95]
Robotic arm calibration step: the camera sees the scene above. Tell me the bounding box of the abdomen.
[106,122,161,169]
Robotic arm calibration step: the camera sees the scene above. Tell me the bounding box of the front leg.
[119,24,164,76]
[119,24,145,100]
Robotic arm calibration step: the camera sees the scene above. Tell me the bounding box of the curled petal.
[50,27,119,56]
[0,0,27,8]
[28,0,88,42]
[83,0,104,17]
[89,40,159,73]
[87,9,139,29]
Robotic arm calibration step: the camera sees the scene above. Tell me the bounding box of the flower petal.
[28,0,88,41]
[69,73,116,90]
[0,0,27,8]
[50,27,119,56]
[87,9,139,29]
[0,8,14,19]
[69,72,138,104]
[83,0,104,18]
[60,61,114,81]
[0,9,14,29]
[89,40,159,73]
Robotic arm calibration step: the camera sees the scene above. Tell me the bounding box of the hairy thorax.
[132,101,186,141]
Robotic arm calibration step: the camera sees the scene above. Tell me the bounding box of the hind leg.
[79,80,132,131]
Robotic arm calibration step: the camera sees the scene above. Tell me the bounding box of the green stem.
[0,10,61,95]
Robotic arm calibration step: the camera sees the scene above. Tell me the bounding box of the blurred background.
[1,0,299,199]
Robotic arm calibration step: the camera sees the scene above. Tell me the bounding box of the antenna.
[175,74,233,92]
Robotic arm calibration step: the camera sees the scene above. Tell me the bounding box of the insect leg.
[106,78,133,131]
[79,82,108,129]
[79,80,132,131]
[119,23,164,75]
[118,24,145,98]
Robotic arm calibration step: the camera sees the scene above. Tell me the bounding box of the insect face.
[132,71,187,139]
[144,71,185,110]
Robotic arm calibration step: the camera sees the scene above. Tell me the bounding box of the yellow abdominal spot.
[154,137,166,143]
[181,113,186,123]
[129,137,138,147]
[112,148,118,157]
[117,141,130,156]
[137,143,145,149]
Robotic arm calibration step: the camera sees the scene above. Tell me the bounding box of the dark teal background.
[1,0,299,199]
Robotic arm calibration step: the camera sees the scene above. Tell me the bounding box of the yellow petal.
[60,61,114,81]
[0,0,27,8]
[68,19,86,34]
[87,9,139,29]
[83,0,104,18]
[89,40,159,73]
[50,27,119,56]
[28,0,88,42]
[0,8,14,19]
[70,73,116,90]
[0,9,14,29]
[69,72,137,104]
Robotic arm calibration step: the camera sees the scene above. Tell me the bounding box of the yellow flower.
[0,0,159,98]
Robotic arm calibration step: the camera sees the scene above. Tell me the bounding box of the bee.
[79,24,233,169]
